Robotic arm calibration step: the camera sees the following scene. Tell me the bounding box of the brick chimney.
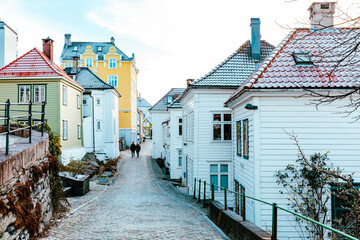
[65,33,71,45]
[250,18,261,61]
[308,2,336,29]
[42,37,54,61]
[186,79,194,87]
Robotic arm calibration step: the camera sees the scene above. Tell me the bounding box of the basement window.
[293,52,313,65]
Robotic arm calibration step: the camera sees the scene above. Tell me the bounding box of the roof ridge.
[191,40,251,86]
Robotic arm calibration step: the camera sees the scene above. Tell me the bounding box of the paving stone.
[43,141,226,240]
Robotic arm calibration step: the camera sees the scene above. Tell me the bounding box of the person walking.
[130,142,136,158]
[135,143,141,158]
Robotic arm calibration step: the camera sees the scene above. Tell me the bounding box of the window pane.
[224,124,231,140]
[224,114,231,121]
[213,114,221,121]
[34,86,39,102]
[179,118,182,123]
[220,175,228,189]
[40,85,45,102]
[213,124,221,140]
[178,150,182,155]
[178,157,182,166]
[220,165,228,173]
[210,164,218,173]
[179,125,182,136]
[210,175,218,190]
[237,122,241,156]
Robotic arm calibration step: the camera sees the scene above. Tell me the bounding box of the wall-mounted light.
[245,103,258,110]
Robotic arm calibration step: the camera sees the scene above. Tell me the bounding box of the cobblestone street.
[43,141,227,240]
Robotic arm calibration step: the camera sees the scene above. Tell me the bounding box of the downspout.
[89,93,96,152]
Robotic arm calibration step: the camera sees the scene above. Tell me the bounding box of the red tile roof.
[0,48,83,89]
[226,28,360,104]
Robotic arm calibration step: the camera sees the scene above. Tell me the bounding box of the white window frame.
[77,125,81,139]
[85,58,93,67]
[18,85,31,103]
[77,95,81,109]
[33,85,46,103]
[109,58,117,69]
[63,120,68,140]
[107,75,118,87]
[210,163,229,191]
[212,112,232,141]
[63,85,67,105]
[73,46,78,51]
[178,149,182,167]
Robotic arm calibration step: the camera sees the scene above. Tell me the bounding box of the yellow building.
[60,35,138,146]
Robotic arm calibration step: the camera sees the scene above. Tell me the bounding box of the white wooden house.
[224,3,360,239]
[150,88,185,161]
[76,67,121,160]
[179,18,274,204]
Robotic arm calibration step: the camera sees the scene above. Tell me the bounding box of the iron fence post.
[272,203,278,240]
[203,181,206,208]
[5,99,10,155]
[193,178,196,199]
[28,100,32,143]
[211,184,215,201]
[224,188,227,209]
[41,101,45,137]
[198,179,201,202]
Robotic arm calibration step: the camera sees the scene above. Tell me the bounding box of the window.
[73,46,78,51]
[77,125,81,139]
[109,58,117,69]
[64,62,71,68]
[108,75,118,87]
[243,119,249,159]
[63,86,67,105]
[77,95,80,109]
[212,113,232,141]
[166,95,173,104]
[179,118,183,136]
[331,183,360,230]
[83,99,87,105]
[210,164,229,190]
[96,120,101,131]
[97,46,103,52]
[85,58,93,67]
[293,52,313,65]
[178,150,182,167]
[236,121,241,156]
[240,185,246,219]
[63,120,68,140]
[96,98,101,105]
[19,85,31,103]
[33,85,46,103]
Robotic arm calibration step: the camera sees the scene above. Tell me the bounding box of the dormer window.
[73,46,78,51]
[166,95,173,104]
[97,46,102,52]
[293,52,313,65]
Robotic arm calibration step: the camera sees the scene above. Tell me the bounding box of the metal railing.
[193,178,358,240]
[0,99,46,155]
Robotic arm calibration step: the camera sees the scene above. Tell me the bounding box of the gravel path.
[43,141,227,240]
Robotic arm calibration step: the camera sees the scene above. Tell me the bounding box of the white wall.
[0,23,17,68]
[169,108,183,179]
[231,91,360,240]
[181,88,235,205]
[151,110,169,159]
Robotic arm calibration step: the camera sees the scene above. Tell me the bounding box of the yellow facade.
[61,46,138,137]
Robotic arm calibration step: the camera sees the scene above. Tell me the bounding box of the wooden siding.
[151,111,169,159]
[169,108,183,179]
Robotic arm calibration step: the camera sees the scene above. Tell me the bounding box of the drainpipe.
[89,93,96,152]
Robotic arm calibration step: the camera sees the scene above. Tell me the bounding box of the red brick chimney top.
[42,37,54,61]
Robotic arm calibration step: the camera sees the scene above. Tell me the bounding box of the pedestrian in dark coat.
[130,142,136,158]
[135,143,141,158]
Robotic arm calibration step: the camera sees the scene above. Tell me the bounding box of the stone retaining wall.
[0,131,51,240]
[208,201,272,240]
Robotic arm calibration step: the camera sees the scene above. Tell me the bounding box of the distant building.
[0,38,85,164]
[138,95,152,138]
[0,20,18,68]
[60,34,139,147]
[75,67,121,160]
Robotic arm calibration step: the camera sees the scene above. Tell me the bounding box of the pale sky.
[0,0,358,104]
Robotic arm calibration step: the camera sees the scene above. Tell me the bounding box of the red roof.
[226,28,360,104]
[0,48,83,89]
